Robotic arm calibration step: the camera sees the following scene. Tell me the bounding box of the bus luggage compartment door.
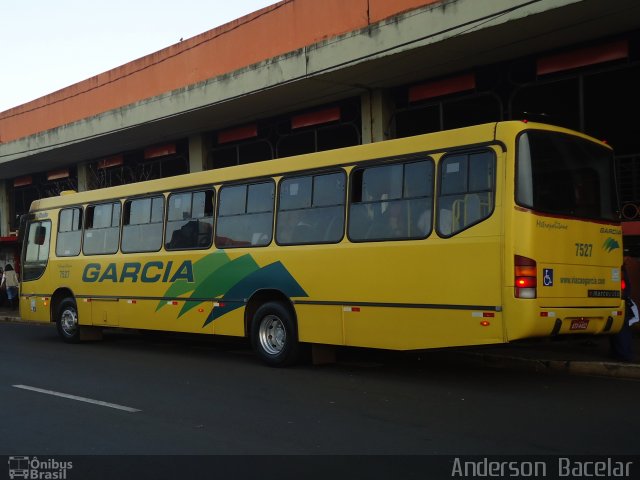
[90,298,119,326]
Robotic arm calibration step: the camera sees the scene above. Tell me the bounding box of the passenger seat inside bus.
[465,193,482,226]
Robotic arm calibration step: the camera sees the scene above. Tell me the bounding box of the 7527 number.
[575,243,592,257]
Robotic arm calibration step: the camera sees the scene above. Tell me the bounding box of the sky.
[0,0,279,112]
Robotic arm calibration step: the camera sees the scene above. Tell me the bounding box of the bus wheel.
[251,301,300,367]
[56,298,80,343]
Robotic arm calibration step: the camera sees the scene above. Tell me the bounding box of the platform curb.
[566,360,640,379]
[457,351,640,380]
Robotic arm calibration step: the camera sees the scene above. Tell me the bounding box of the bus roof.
[29,121,609,212]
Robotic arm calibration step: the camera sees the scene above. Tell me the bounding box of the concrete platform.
[448,334,640,380]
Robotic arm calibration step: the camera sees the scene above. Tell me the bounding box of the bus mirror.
[34,225,47,245]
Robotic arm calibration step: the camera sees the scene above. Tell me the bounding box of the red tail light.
[515,255,537,299]
[516,277,536,288]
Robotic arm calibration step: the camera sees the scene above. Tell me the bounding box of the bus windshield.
[516,130,618,221]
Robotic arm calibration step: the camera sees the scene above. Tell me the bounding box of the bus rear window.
[517,131,617,221]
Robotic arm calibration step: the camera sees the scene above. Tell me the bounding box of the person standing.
[610,256,638,362]
[1,264,19,310]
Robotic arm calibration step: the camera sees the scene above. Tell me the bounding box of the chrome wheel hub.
[258,314,286,355]
[60,308,78,336]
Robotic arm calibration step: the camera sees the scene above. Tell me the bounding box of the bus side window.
[277,171,345,245]
[437,150,495,237]
[83,202,121,255]
[56,207,82,257]
[349,159,433,241]
[165,190,214,250]
[122,196,164,253]
[216,181,274,248]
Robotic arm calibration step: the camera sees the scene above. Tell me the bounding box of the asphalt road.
[1,321,639,458]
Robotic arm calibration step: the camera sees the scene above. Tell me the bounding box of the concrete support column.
[361,89,394,144]
[188,134,207,173]
[77,163,90,192]
[0,180,11,236]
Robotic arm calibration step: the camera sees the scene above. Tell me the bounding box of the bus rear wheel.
[250,301,300,367]
[56,298,80,343]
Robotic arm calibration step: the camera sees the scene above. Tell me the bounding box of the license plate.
[570,318,589,330]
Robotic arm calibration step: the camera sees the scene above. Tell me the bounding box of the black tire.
[56,297,80,343]
[250,301,300,367]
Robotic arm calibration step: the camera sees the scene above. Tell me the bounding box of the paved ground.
[2,306,639,379]
[2,310,638,479]
[3,319,640,457]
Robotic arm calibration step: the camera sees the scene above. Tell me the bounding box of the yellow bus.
[19,121,624,365]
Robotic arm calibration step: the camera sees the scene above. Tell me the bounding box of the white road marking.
[12,384,141,413]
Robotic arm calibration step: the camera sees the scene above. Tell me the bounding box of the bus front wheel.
[250,301,300,367]
[56,298,80,343]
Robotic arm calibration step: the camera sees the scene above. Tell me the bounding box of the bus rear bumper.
[507,305,625,341]
[542,307,624,336]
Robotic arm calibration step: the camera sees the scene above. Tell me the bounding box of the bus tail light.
[515,255,537,299]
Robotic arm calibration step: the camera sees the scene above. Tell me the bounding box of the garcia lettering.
[82,261,194,283]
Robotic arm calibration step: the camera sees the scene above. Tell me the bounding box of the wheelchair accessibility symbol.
[543,268,553,287]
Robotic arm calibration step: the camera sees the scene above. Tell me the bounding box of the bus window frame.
[347,156,435,243]
[56,206,83,258]
[435,148,497,238]
[121,195,165,254]
[22,219,52,282]
[82,201,122,256]
[215,179,275,249]
[275,169,347,246]
[514,129,618,222]
[165,189,215,251]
